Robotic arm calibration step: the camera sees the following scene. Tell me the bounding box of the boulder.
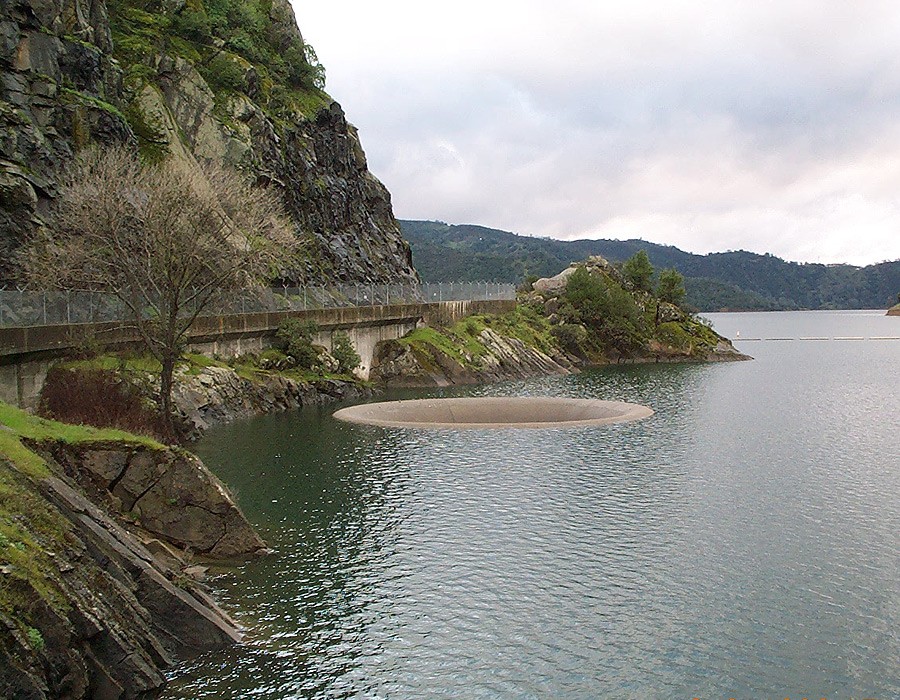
[533,265,578,293]
[44,441,267,558]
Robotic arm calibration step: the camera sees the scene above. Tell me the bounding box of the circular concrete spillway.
[332,397,653,429]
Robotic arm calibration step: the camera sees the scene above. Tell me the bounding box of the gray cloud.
[294,1,900,265]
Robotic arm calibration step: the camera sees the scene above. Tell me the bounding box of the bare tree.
[23,147,296,436]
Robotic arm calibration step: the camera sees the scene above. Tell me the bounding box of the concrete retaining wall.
[0,299,516,408]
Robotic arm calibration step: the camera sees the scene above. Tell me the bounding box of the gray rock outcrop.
[43,441,267,557]
[0,0,418,284]
[173,365,371,439]
[371,327,573,387]
[0,442,254,698]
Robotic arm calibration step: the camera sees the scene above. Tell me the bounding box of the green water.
[164,311,899,699]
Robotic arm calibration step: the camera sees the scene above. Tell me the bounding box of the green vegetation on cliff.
[2,0,419,285]
[533,256,726,362]
[396,307,555,375]
[108,0,328,123]
[40,347,365,442]
[0,402,161,477]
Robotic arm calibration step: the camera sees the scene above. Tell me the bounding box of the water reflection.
[165,314,899,699]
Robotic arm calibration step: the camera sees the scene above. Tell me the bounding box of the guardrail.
[0,282,517,328]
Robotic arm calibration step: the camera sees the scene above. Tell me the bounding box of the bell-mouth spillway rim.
[332,396,654,430]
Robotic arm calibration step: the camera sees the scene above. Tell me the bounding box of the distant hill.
[400,220,900,311]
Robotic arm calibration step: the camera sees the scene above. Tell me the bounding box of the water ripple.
[165,322,899,699]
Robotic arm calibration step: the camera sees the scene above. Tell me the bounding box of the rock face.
[173,365,370,439]
[371,327,573,387]
[0,441,258,698]
[0,0,417,284]
[43,441,267,557]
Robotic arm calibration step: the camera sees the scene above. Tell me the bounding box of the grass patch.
[0,431,47,479]
[654,319,721,355]
[396,307,562,371]
[0,402,161,453]
[398,327,471,367]
[182,352,230,374]
[0,399,170,633]
[477,304,557,355]
[60,353,162,374]
[0,466,71,616]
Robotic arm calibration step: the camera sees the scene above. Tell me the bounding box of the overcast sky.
[291,1,900,266]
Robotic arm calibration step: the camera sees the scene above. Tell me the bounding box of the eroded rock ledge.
[371,327,574,388]
[1,430,265,698]
[40,441,266,558]
[173,365,371,439]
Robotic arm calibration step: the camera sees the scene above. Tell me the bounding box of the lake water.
[164,311,899,699]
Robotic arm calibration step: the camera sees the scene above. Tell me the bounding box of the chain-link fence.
[0,282,516,328]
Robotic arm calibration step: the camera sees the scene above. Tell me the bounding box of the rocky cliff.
[0,404,266,697]
[0,0,416,284]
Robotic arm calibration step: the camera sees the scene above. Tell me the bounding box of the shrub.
[330,332,360,374]
[276,318,319,369]
[257,348,294,370]
[655,321,692,350]
[552,323,589,356]
[462,317,483,336]
[171,7,212,42]
[563,267,647,356]
[201,54,245,92]
[38,367,168,440]
[26,627,45,652]
[518,274,539,293]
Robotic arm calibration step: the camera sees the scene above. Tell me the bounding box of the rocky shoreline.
[371,326,575,387]
[173,365,371,440]
[0,405,269,699]
[370,329,748,388]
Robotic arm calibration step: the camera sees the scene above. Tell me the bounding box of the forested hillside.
[401,220,899,311]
